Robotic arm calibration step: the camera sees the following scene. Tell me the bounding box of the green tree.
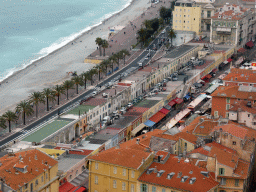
[168,28,176,47]
[16,101,34,125]
[95,37,103,56]
[120,49,130,65]
[88,68,98,85]
[53,85,65,105]
[137,28,149,47]
[63,80,74,100]
[2,111,17,133]
[102,39,109,56]
[72,76,84,94]
[42,88,55,111]
[113,52,123,67]
[0,116,6,130]
[80,71,90,89]
[109,55,118,72]
[29,92,45,118]
[101,59,111,75]
[94,65,103,81]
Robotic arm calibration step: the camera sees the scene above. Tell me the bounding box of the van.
[102,116,111,125]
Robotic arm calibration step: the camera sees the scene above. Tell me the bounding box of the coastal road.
[0,29,168,149]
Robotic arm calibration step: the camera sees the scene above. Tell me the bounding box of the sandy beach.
[0,0,154,115]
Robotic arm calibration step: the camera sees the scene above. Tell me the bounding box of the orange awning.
[149,112,166,123]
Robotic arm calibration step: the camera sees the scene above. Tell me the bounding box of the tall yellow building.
[172,0,201,35]
[0,149,59,192]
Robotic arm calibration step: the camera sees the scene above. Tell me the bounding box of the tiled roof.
[88,148,152,169]
[54,147,93,156]
[182,116,218,136]
[0,149,58,190]
[158,132,198,144]
[190,142,239,169]
[233,159,250,179]
[229,100,256,114]
[212,124,248,139]
[138,155,219,192]
[127,106,149,113]
[211,86,256,100]
[154,151,169,161]
[59,181,79,192]
[223,72,256,83]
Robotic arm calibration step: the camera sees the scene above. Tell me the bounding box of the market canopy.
[211,68,217,73]
[227,58,233,63]
[184,93,191,100]
[159,108,170,115]
[173,97,183,105]
[149,112,166,123]
[144,120,155,127]
[237,48,246,53]
[246,40,254,48]
[131,123,146,136]
[168,100,176,107]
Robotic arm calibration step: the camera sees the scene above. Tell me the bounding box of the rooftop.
[22,119,71,142]
[138,155,219,192]
[67,105,95,115]
[106,116,137,129]
[135,99,159,108]
[95,85,128,99]
[0,149,58,190]
[58,153,86,173]
[164,45,196,59]
[81,98,107,106]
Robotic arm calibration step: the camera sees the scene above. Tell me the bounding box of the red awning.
[211,68,217,73]
[168,100,176,107]
[246,40,254,48]
[174,98,183,105]
[237,48,246,53]
[205,74,212,79]
[227,58,233,63]
[149,112,166,123]
[159,108,170,114]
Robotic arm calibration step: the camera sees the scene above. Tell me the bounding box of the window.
[214,111,218,118]
[152,186,156,192]
[141,184,148,192]
[25,184,28,189]
[248,114,251,117]
[235,179,239,186]
[41,176,44,182]
[46,173,48,179]
[35,180,38,186]
[226,97,230,103]
[220,178,226,185]
[233,141,236,145]
[226,112,229,118]
[226,104,230,110]
[113,180,117,188]
[219,168,225,176]
[95,162,98,170]
[122,182,126,190]
[113,167,117,174]
[207,11,211,18]
[123,169,126,176]
[95,176,98,184]
[184,142,187,150]
[131,184,135,192]
[131,170,135,178]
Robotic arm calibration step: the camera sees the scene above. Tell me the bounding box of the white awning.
[216,27,231,32]
[131,123,146,136]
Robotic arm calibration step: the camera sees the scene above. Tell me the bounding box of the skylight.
[189,177,196,184]
[157,170,165,177]
[181,176,189,182]
[167,172,175,179]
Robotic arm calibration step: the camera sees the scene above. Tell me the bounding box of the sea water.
[0,0,132,81]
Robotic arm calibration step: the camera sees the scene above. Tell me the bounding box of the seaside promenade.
[0,0,167,141]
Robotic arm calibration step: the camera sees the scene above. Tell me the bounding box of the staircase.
[70,169,89,188]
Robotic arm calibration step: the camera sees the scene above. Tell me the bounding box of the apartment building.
[172,0,202,35]
[210,4,255,46]
[201,3,215,32]
[211,85,256,118]
[0,149,59,192]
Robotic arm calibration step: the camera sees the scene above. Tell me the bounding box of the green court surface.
[22,120,70,142]
[67,105,95,115]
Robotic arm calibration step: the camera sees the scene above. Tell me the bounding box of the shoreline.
[0,0,135,84]
[0,0,152,115]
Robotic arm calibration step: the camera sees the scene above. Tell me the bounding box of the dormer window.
[218,15,221,19]
[147,168,154,174]
[181,176,189,182]
[167,172,175,179]
[157,170,165,177]
[189,177,196,184]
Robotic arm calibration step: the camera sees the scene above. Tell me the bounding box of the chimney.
[154,166,157,173]
[136,138,140,144]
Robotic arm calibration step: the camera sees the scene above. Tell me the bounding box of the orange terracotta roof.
[88,148,152,169]
[182,116,218,136]
[138,155,219,192]
[14,163,27,169]
[212,124,248,139]
[229,100,256,114]
[223,72,256,83]
[156,132,198,144]
[211,86,256,100]
[0,149,58,190]
[233,159,250,179]
[190,142,239,169]
[154,151,169,161]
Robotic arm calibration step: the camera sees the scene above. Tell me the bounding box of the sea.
[0,0,132,82]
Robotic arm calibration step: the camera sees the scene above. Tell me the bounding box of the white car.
[92,91,98,96]
[127,103,133,108]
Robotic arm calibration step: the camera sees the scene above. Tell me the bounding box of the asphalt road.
[0,28,168,149]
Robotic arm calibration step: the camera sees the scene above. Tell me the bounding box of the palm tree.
[0,116,6,130]
[113,52,123,67]
[88,68,98,85]
[95,65,103,81]
[101,39,109,56]
[53,85,65,105]
[120,49,130,65]
[42,88,55,111]
[16,100,34,125]
[72,76,84,94]
[109,55,118,72]
[137,28,148,47]
[80,71,90,89]
[2,111,17,133]
[101,59,110,75]
[95,37,103,56]
[29,92,45,118]
[168,28,176,47]
[63,80,74,100]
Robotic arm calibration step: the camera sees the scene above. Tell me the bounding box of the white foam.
[0,0,133,82]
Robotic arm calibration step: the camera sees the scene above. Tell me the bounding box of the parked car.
[120,107,127,114]
[127,103,133,108]
[102,116,111,125]
[92,91,98,97]
[102,93,109,98]
[172,76,178,81]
